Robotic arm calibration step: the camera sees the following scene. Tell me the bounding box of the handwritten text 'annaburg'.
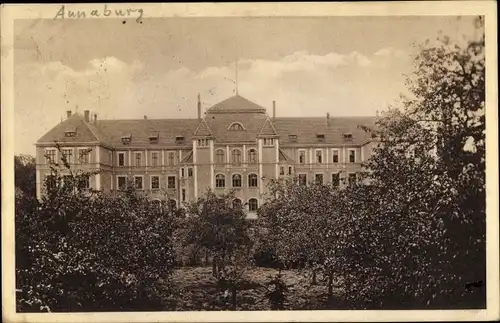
[54,5,144,23]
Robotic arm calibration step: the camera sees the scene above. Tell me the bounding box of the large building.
[35,94,378,217]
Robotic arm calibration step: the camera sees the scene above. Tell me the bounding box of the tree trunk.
[327,271,334,297]
[231,286,237,310]
[311,269,317,285]
[204,250,209,266]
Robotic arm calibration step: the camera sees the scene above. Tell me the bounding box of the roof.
[273,117,377,146]
[193,119,213,137]
[180,150,193,164]
[259,118,278,136]
[94,119,200,148]
[37,113,100,144]
[206,95,267,114]
[36,96,378,149]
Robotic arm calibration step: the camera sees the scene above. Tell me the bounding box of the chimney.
[84,110,90,122]
[326,112,330,127]
[93,114,98,123]
[144,115,147,120]
[197,93,201,120]
[272,101,276,121]
[66,110,72,119]
[376,110,380,117]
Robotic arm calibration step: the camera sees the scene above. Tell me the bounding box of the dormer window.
[228,122,245,131]
[289,134,298,141]
[343,133,353,140]
[316,134,325,142]
[175,136,185,144]
[64,128,77,137]
[149,131,159,144]
[121,134,132,145]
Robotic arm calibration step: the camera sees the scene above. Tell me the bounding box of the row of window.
[298,149,357,164]
[45,147,359,166]
[117,175,178,190]
[297,173,358,186]
[215,173,259,188]
[153,197,260,212]
[45,148,91,164]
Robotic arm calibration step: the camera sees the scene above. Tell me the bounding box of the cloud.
[374,47,408,58]
[15,49,410,155]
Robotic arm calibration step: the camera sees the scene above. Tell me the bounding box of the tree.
[16,145,178,312]
[183,189,253,309]
[15,154,36,198]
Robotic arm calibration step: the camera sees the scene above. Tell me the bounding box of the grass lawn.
[162,266,345,311]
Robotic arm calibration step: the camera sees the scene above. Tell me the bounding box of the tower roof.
[206,95,267,114]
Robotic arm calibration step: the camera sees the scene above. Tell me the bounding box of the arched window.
[248,173,258,188]
[216,149,225,165]
[232,198,242,209]
[231,149,242,165]
[248,198,258,212]
[216,174,225,188]
[228,122,245,131]
[232,174,242,187]
[248,149,257,163]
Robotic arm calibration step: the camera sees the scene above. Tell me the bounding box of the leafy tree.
[15,154,37,199]
[183,189,253,309]
[16,145,178,312]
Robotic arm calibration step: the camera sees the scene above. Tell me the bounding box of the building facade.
[35,95,379,218]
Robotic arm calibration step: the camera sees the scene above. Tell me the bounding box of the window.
[299,150,306,164]
[315,173,324,184]
[216,174,225,188]
[216,149,225,165]
[45,175,56,191]
[134,176,143,190]
[151,152,159,166]
[316,150,323,164]
[232,198,242,209]
[151,176,160,190]
[135,152,142,167]
[263,138,275,146]
[316,134,325,141]
[188,168,193,177]
[332,173,340,187]
[182,189,186,201]
[248,149,257,164]
[169,199,177,210]
[197,138,208,147]
[349,150,356,163]
[248,174,258,188]
[45,149,56,164]
[175,136,184,144]
[279,166,285,176]
[298,174,307,186]
[118,152,125,166]
[149,131,159,144]
[181,168,185,178]
[62,149,73,164]
[229,123,245,131]
[348,173,357,186]
[167,176,176,189]
[248,198,259,212]
[80,176,90,189]
[231,149,242,165]
[78,148,90,164]
[288,166,293,175]
[288,134,297,141]
[117,176,127,190]
[167,152,175,166]
[121,135,131,145]
[64,130,76,137]
[332,150,339,163]
[232,174,242,187]
[343,133,353,140]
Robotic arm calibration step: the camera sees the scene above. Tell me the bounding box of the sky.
[14,16,478,155]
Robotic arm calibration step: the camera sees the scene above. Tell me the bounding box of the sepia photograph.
[1,2,498,322]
